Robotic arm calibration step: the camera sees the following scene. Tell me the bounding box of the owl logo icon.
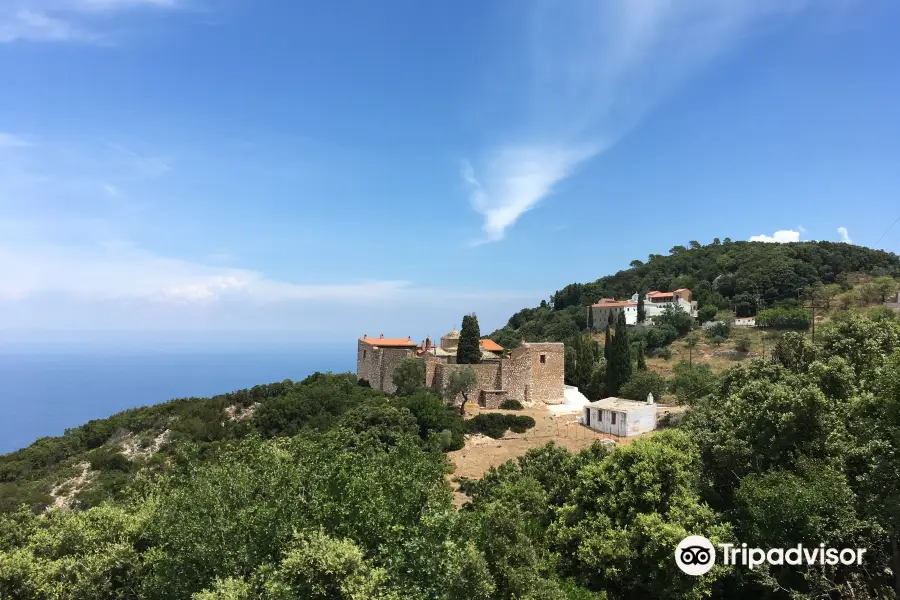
[676,536,716,576]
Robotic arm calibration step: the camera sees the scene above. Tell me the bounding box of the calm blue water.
[0,348,351,454]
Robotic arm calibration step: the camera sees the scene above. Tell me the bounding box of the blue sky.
[2,0,900,347]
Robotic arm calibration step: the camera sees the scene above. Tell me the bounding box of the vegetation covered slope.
[490,240,900,348]
[1,311,899,599]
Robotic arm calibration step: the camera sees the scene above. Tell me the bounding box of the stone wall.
[357,340,381,388]
[431,362,501,406]
[480,390,508,409]
[359,339,565,407]
[525,343,565,405]
[377,347,417,395]
[356,340,416,394]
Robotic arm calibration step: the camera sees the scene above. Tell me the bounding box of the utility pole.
[801,303,826,343]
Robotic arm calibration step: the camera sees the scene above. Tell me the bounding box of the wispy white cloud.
[0,132,34,148]
[463,144,598,244]
[0,0,182,43]
[464,0,819,243]
[837,226,852,244]
[749,229,802,243]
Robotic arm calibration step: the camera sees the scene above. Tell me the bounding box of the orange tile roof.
[360,334,418,347]
[648,291,675,298]
[591,301,633,308]
[674,288,690,293]
[480,339,504,352]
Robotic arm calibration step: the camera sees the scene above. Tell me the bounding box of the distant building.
[583,395,657,437]
[589,288,697,329]
[733,316,756,327]
[357,330,565,407]
[589,299,633,328]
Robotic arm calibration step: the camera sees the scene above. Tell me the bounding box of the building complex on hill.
[589,288,697,327]
[357,330,565,408]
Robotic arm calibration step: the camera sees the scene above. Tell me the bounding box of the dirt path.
[447,405,620,506]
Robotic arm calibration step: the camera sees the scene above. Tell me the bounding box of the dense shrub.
[499,398,523,410]
[464,414,536,439]
[619,370,666,403]
[669,361,717,404]
[756,307,812,330]
[705,320,731,340]
[401,392,465,451]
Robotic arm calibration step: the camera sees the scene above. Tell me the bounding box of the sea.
[0,347,351,454]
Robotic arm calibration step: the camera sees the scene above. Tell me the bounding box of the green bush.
[464,414,536,439]
[733,331,752,352]
[705,320,731,340]
[756,307,812,330]
[619,370,666,403]
[670,361,717,404]
[499,398,523,410]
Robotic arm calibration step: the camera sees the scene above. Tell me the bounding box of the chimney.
[646,392,655,405]
[379,333,384,339]
[363,334,367,340]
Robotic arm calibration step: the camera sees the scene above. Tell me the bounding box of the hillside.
[489,240,900,348]
[1,310,899,598]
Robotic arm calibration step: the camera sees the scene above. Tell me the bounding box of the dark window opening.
[611,412,617,425]
[363,350,367,359]
[540,354,546,364]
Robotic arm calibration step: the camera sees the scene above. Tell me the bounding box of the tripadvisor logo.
[675,536,867,576]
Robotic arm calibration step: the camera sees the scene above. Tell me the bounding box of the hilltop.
[489,240,900,347]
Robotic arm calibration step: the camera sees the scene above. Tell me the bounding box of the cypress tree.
[605,310,633,395]
[457,314,482,364]
[603,323,612,361]
[587,306,594,331]
[636,343,647,371]
[637,293,646,324]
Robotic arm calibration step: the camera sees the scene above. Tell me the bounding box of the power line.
[874,214,900,246]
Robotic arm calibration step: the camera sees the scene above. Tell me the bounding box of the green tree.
[655,305,693,336]
[444,367,478,415]
[849,350,900,595]
[586,306,594,331]
[732,331,752,353]
[871,276,899,303]
[604,311,632,396]
[670,361,716,405]
[603,324,612,362]
[457,314,482,365]
[619,370,664,402]
[697,305,718,323]
[637,294,646,324]
[635,343,647,371]
[550,430,732,599]
[391,357,426,397]
[566,334,602,392]
[685,332,700,369]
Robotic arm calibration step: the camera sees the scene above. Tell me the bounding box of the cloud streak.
[464,0,815,243]
[0,0,182,43]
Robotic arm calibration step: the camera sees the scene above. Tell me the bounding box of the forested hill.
[490,240,900,348]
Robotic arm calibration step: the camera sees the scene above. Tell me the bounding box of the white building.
[590,288,698,329]
[583,395,657,437]
[733,316,756,327]
[630,289,697,321]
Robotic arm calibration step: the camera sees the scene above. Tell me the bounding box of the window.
[611,412,617,425]
[540,354,546,364]
[363,350,367,359]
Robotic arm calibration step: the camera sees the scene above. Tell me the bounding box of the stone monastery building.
[357,329,565,408]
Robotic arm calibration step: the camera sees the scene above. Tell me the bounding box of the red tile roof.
[360,334,418,348]
[480,339,504,352]
[591,301,633,308]
[648,291,675,298]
